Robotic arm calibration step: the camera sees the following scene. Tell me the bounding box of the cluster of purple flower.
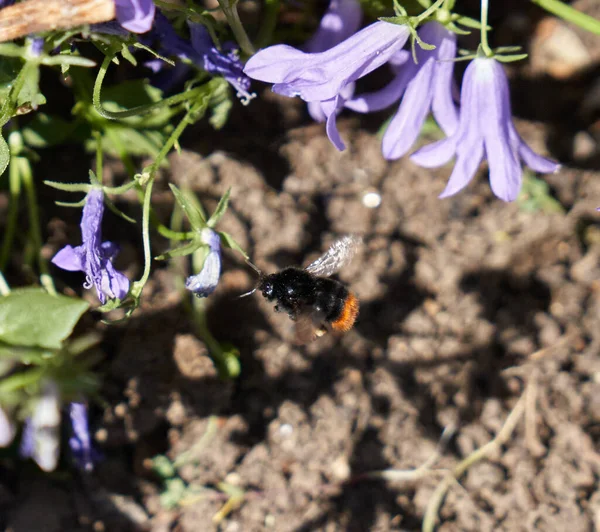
[243,0,560,202]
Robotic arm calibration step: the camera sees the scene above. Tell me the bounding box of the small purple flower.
[0,0,15,7]
[304,0,362,123]
[52,188,130,304]
[69,402,98,472]
[244,20,410,150]
[346,21,458,160]
[29,37,44,57]
[0,406,15,447]
[114,0,155,34]
[20,382,61,472]
[185,228,222,298]
[144,14,253,103]
[189,23,254,105]
[411,57,560,201]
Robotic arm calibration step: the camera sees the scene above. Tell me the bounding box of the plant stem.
[532,0,600,35]
[92,52,207,120]
[480,0,493,56]
[217,0,255,56]
[0,147,21,270]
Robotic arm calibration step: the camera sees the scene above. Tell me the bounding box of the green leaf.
[207,188,231,228]
[218,231,248,259]
[155,238,203,260]
[0,288,89,349]
[495,53,528,63]
[0,131,9,179]
[169,184,206,230]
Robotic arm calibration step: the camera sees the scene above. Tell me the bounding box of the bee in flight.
[244,235,362,343]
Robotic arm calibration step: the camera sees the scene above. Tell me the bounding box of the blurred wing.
[305,235,362,277]
[293,310,327,345]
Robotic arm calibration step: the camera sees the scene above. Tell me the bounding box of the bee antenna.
[238,258,262,299]
[245,258,262,277]
[238,287,257,299]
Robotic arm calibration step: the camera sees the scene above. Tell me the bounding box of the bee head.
[259,276,275,300]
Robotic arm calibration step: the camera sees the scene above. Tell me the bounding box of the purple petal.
[476,58,521,201]
[99,262,130,302]
[308,101,327,122]
[382,59,435,160]
[246,21,410,103]
[69,402,98,472]
[510,124,561,174]
[185,249,222,297]
[345,59,418,113]
[439,135,484,198]
[304,0,362,53]
[81,188,104,247]
[322,96,346,150]
[410,136,457,168]
[115,0,155,34]
[52,245,85,272]
[430,27,458,135]
[100,241,120,260]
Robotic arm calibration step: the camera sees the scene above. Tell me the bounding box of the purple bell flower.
[69,402,98,472]
[114,0,155,34]
[411,57,560,201]
[52,188,130,304]
[189,23,255,105]
[304,0,362,123]
[185,228,222,298]
[144,14,253,103]
[346,21,458,160]
[244,20,410,150]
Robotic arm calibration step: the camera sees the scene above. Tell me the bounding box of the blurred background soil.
[2,1,600,530]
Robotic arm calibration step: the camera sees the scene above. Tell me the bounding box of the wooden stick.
[0,0,115,43]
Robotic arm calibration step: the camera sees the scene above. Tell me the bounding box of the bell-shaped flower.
[411,56,560,201]
[144,14,253,103]
[20,382,61,472]
[52,188,130,304]
[303,0,362,122]
[244,20,410,150]
[0,406,15,447]
[69,402,99,472]
[189,23,255,104]
[115,0,155,33]
[185,228,222,298]
[346,21,458,160]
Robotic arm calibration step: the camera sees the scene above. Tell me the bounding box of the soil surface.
[2,4,600,531]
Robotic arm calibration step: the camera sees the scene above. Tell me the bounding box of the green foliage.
[518,173,565,214]
[0,288,89,350]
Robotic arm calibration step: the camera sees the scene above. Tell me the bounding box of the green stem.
[92,52,207,120]
[217,0,255,56]
[415,0,443,22]
[255,0,280,49]
[95,131,103,182]
[20,152,56,295]
[131,106,201,298]
[480,0,493,56]
[531,0,600,35]
[132,177,155,295]
[0,148,21,270]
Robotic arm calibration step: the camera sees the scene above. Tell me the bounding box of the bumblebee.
[247,235,361,343]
